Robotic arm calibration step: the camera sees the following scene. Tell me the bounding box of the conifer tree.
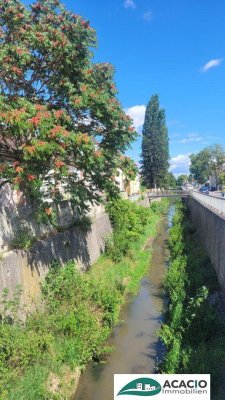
[141,95,169,188]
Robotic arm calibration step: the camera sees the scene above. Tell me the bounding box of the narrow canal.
[75,208,173,400]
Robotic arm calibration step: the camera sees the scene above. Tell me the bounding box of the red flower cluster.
[15,166,23,173]
[29,111,50,126]
[50,125,69,138]
[55,160,65,168]
[95,150,102,157]
[80,84,87,92]
[81,20,89,28]
[45,207,52,215]
[11,66,23,75]
[74,98,81,105]
[37,141,47,147]
[27,174,36,181]
[24,145,36,154]
[54,110,64,119]
[0,164,6,173]
[13,177,23,185]
[76,133,89,145]
[29,116,41,126]
[35,104,45,111]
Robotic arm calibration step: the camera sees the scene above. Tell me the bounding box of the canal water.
[74,208,173,400]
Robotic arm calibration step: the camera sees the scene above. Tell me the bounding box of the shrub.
[1,198,169,398]
[159,201,225,399]
[10,226,36,250]
[106,199,153,261]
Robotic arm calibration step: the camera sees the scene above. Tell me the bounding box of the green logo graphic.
[117,377,161,396]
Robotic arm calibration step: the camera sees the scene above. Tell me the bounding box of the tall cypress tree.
[141,95,169,188]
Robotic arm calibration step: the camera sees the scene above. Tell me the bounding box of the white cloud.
[201,58,223,72]
[168,120,180,126]
[168,120,187,128]
[179,137,202,143]
[170,133,181,138]
[124,0,136,9]
[207,135,219,140]
[169,154,191,175]
[171,132,203,144]
[126,105,146,131]
[143,11,153,21]
[187,132,199,137]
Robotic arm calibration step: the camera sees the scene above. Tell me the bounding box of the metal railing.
[190,191,225,215]
[147,189,189,198]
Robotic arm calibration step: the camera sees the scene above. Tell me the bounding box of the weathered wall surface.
[0,199,80,252]
[0,210,112,305]
[187,196,225,292]
[137,195,150,208]
[129,194,155,207]
[0,189,106,252]
[149,197,162,205]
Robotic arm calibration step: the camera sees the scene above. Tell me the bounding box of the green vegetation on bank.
[0,198,169,400]
[160,201,225,400]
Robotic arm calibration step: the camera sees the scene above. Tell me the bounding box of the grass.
[88,210,160,296]
[1,199,169,400]
[159,201,225,400]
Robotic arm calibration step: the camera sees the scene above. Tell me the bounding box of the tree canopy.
[0,0,136,218]
[176,174,189,187]
[190,145,225,184]
[140,94,169,188]
[165,172,177,188]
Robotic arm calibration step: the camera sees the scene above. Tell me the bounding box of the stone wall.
[149,197,162,205]
[0,201,112,306]
[187,195,225,292]
[137,195,151,207]
[0,184,106,252]
[0,200,79,251]
[0,188,153,308]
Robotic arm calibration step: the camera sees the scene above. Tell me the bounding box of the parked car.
[209,186,216,191]
[199,186,209,194]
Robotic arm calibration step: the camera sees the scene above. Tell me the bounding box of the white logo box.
[114,374,210,400]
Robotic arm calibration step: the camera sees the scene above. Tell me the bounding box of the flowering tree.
[120,156,138,181]
[0,0,136,218]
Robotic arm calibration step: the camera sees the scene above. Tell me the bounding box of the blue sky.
[24,0,225,175]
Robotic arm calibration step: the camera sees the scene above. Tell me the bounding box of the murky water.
[74,208,173,400]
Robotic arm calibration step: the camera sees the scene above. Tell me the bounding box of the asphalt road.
[193,189,225,198]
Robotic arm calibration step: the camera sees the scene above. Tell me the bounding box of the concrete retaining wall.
[0,190,152,309]
[0,193,106,252]
[0,211,112,307]
[187,195,225,292]
[149,197,162,205]
[129,194,160,207]
[0,200,79,252]
[137,195,150,207]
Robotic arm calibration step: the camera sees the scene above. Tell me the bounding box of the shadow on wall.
[0,184,112,307]
[0,199,79,252]
[28,227,92,273]
[0,212,112,308]
[0,182,22,207]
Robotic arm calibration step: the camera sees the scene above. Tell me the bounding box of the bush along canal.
[0,198,169,400]
[159,201,225,400]
[74,201,173,400]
